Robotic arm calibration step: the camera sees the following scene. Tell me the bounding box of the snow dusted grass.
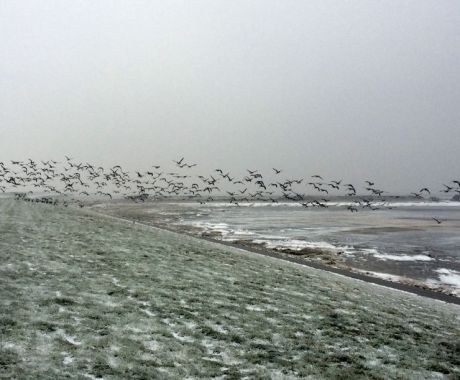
[1,200,460,379]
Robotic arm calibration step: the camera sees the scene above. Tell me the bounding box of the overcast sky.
[1,1,459,193]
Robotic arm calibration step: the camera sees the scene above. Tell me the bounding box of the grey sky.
[1,1,459,193]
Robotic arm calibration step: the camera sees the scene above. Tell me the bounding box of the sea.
[141,200,460,295]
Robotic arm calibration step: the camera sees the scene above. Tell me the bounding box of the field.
[1,200,459,379]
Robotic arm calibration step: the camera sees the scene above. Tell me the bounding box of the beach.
[1,199,460,378]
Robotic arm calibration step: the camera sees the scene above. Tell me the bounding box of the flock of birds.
[1,157,459,223]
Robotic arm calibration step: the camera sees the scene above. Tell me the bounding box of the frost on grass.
[1,200,460,379]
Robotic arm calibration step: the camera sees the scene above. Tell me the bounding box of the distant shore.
[89,206,460,306]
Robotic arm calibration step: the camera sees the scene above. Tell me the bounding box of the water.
[147,201,460,293]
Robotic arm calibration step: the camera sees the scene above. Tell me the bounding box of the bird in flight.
[173,157,185,165]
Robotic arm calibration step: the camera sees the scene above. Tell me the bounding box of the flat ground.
[1,200,459,379]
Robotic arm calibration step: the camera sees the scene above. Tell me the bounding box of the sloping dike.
[1,200,459,379]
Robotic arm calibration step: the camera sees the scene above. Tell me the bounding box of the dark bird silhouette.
[173,157,185,165]
[3,154,459,217]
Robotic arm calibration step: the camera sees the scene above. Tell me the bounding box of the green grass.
[1,200,459,379]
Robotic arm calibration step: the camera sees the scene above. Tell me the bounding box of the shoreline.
[88,207,460,306]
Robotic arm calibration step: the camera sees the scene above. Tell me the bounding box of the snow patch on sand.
[374,253,433,262]
[359,271,405,282]
[432,269,460,288]
[255,239,337,251]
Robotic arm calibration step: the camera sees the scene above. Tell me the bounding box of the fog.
[1,0,459,193]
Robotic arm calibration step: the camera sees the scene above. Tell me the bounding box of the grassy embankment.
[1,200,459,379]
